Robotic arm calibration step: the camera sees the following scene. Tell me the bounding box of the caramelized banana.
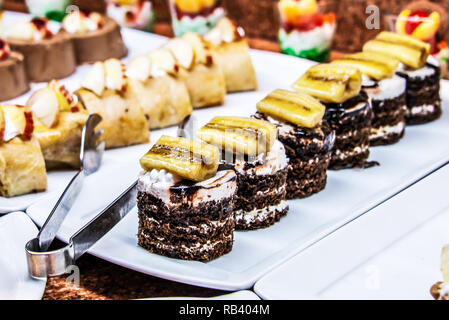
[293,64,362,103]
[257,89,325,128]
[363,32,430,69]
[196,116,277,156]
[140,135,220,182]
[345,52,400,71]
[331,58,394,80]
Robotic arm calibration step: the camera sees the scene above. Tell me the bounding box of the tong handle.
[37,171,85,252]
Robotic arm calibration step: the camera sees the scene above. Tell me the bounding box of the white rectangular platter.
[254,164,449,300]
[0,11,314,213]
[27,88,449,291]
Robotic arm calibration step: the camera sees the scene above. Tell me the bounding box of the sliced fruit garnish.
[331,58,394,80]
[81,62,105,96]
[257,89,325,128]
[26,87,60,128]
[104,59,127,92]
[205,17,243,45]
[196,116,277,156]
[2,105,34,141]
[148,48,179,75]
[126,55,152,81]
[293,64,362,103]
[48,80,71,111]
[182,32,213,66]
[442,245,449,283]
[174,0,204,13]
[412,12,440,41]
[140,135,220,182]
[5,21,36,41]
[164,38,195,70]
[395,9,411,35]
[345,51,400,71]
[0,107,5,140]
[278,0,318,23]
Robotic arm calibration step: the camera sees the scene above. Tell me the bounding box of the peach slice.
[82,62,106,96]
[2,105,34,140]
[126,55,152,81]
[104,59,127,92]
[164,38,195,70]
[148,49,179,75]
[412,12,440,41]
[26,87,60,128]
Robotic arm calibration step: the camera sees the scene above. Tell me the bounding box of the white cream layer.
[370,121,405,140]
[363,75,406,101]
[138,169,237,206]
[235,200,288,225]
[234,140,289,176]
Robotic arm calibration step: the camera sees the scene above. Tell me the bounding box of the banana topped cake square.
[293,63,373,170]
[196,116,289,230]
[137,136,237,262]
[255,89,334,199]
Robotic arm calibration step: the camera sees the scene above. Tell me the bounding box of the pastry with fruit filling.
[26,80,89,169]
[204,17,257,93]
[126,49,192,129]
[431,245,449,300]
[137,135,237,261]
[332,52,407,146]
[165,32,226,108]
[62,10,127,64]
[75,59,149,149]
[255,89,334,199]
[196,116,288,230]
[293,64,373,169]
[364,32,441,125]
[3,18,76,82]
[0,39,29,101]
[0,104,47,197]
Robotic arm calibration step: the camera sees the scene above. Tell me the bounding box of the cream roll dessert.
[0,104,47,197]
[62,11,128,64]
[137,136,237,262]
[331,52,407,146]
[255,89,334,199]
[196,116,289,230]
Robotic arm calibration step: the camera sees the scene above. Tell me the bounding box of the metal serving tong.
[25,114,111,278]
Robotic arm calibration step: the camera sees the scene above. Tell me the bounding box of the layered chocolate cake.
[363,32,441,125]
[332,52,407,146]
[4,18,76,82]
[62,11,128,64]
[137,136,237,261]
[293,63,373,169]
[196,116,289,230]
[255,89,334,199]
[0,39,29,101]
[397,61,441,125]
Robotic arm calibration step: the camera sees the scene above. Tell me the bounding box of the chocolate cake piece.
[256,113,334,199]
[363,75,407,146]
[137,169,237,262]
[0,48,29,101]
[62,15,128,65]
[231,140,289,230]
[324,91,373,170]
[397,62,442,125]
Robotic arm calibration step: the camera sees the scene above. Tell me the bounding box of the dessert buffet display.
[431,245,449,300]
